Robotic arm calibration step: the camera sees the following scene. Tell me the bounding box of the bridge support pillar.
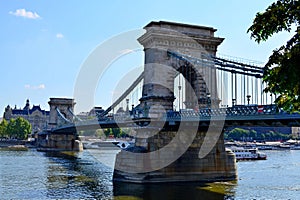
[138,21,224,114]
[113,21,236,183]
[48,98,76,128]
[37,132,83,152]
[37,97,83,152]
[113,128,237,183]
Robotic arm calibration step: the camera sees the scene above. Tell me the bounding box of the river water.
[1,148,300,200]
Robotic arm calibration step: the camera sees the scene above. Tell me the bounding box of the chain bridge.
[42,21,300,183]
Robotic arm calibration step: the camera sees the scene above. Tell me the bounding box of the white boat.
[82,140,120,149]
[112,141,134,149]
[291,145,300,150]
[229,147,267,160]
[82,141,101,149]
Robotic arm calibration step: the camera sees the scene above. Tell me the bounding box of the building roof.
[144,21,216,32]
[8,99,49,116]
[23,99,30,110]
[30,105,50,115]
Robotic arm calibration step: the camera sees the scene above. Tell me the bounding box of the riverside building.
[3,99,49,135]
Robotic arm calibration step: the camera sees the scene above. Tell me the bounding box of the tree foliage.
[103,128,128,138]
[79,130,96,136]
[226,128,258,141]
[0,119,8,138]
[225,127,290,141]
[95,129,105,138]
[248,0,300,111]
[0,117,31,139]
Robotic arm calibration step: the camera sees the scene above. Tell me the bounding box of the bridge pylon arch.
[138,21,224,115]
[48,98,76,128]
[113,21,237,183]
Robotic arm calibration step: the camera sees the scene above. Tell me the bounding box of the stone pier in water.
[113,21,237,183]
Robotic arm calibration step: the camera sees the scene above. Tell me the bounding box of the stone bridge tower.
[113,21,236,184]
[138,21,224,115]
[48,98,75,128]
[37,97,82,152]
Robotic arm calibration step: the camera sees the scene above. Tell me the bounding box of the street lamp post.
[207,93,211,108]
[246,95,251,105]
[178,85,182,110]
[232,98,236,107]
[126,99,129,112]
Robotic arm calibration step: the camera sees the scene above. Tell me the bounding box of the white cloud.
[24,84,46,90]
[9,8,41,19]
[38,84,45,89]
[56,33,64,39]
[120,49,134,54]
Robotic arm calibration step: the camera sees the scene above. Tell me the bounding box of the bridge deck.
[52,110,300,133]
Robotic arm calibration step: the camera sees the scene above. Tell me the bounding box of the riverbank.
[0,139,34,151]
[225,140,300,150]
[1,145,28,151]
[0,139,26,147]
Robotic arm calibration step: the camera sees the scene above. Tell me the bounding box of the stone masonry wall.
[113,128,237,183]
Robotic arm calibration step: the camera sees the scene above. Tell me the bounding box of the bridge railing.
[166,104,277,118]
[95,104,279,122]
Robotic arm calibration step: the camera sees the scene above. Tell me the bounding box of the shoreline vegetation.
[225,127,293,142]
[0,117,31,140]
[0,139,29,151]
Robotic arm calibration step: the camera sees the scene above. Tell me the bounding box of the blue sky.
[0,0,294,114]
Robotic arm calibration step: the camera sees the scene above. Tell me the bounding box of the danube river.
[1,148,300,199]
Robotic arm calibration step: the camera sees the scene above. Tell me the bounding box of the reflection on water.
[113,182,235,200]
[0,149,235,199]
[43,151,235,199]
[43,151,114,199]
[1,149,300,199]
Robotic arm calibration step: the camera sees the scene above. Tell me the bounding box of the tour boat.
[229,147,267,160]
[113,141,134,149]
[291,145,300,150]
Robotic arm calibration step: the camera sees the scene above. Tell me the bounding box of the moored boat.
[229,147,267,160]
[291,145,300,150]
